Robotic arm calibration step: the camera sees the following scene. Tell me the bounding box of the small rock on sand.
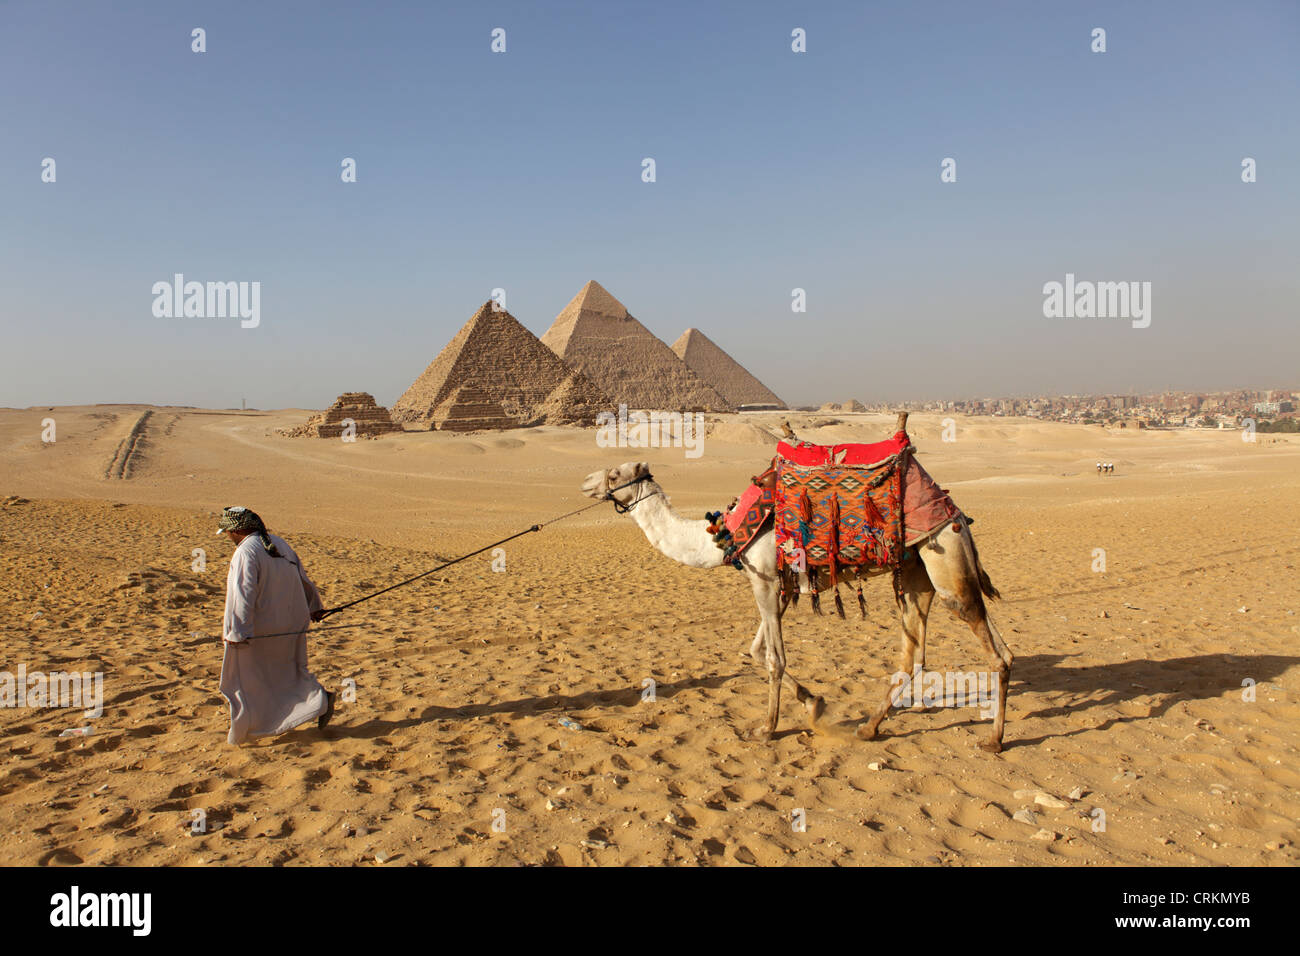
[1034,793,1071,809]
[1032,829,1059,842]
[1012,809,1037,825]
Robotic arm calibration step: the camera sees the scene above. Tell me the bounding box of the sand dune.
[0,406,1297,865]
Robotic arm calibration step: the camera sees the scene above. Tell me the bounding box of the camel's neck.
[627,483,726,570]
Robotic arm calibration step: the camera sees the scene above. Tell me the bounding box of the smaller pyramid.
[280,392,403,438]
[818,399,867,413]
[671,328,785,409]
[430,384,517,431]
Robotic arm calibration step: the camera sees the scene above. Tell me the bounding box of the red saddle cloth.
[776,433,911,467]
[723,468,776,557]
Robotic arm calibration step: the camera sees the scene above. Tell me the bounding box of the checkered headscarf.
[216,506,282,557]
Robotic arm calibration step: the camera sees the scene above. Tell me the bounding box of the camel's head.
[581,461,652,506]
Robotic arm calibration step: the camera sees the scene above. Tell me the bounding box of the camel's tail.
[963,517,1000,602]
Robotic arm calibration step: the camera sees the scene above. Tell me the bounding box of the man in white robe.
[217,506,335,745]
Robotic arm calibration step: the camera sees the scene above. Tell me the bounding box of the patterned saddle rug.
[773,436,909,573]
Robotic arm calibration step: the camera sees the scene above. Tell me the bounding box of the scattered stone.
[1113,770,1138,782]
[580,839,609,850]
[1012,809,1038,825]
[1068,786,1086,800]
[1032,829,1059,841]
[663,812,678,825]
[545,799,562,812]
[1035,792,1072,809]
[867,761,885,772]
[1098,610,1109,618]
[1158,836,1172,846]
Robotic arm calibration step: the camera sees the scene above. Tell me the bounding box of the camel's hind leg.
[915,524,1013,753]
[858,559,933,741]
[966,614,1012,752]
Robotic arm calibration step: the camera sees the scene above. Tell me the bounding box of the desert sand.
[1,405,1297,866]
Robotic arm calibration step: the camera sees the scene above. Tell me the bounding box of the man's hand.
[310,609,326,623]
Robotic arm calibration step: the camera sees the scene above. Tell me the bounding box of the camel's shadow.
[334,672,743,740]
[830,652,1300,750]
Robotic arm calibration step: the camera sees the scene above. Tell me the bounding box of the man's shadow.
[333,671,743,739]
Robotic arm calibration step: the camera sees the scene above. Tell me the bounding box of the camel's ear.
[635,461,651,478]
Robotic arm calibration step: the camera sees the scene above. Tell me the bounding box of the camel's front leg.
[749,622,765,664]
[747,569,786,739]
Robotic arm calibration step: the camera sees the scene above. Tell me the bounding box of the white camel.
[580,417,1015,752]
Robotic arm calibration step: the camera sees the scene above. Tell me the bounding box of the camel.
[580,413,1014,752]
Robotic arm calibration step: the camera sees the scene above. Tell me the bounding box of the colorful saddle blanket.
[774,436,909,572]
[709,431,963,571]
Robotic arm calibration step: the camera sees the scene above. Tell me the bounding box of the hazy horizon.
[3,1,1297,410]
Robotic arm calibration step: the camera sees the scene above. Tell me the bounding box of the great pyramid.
[540,281,733,413]
[279,392,403,438]
[391,302,613,429]
[670,327,785,409]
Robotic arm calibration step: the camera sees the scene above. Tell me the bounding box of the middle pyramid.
[390,302,612,429]
[540,280,734,413]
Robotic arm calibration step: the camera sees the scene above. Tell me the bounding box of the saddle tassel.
[856,584,867,619]
[833,587,845,619]
[863,488,884,527]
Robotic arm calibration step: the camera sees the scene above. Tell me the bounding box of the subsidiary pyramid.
[540,281,733,412]
[670,328,785,409]
[391,302,613,428]
[279,392,403,438]
[430,384,516,431]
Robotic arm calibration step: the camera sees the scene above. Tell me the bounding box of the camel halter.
[606,472,658,514]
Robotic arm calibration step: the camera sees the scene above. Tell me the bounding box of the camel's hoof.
[978,737,1003,754]
[744,725,778,742]
[855,723,879,741]
[805,696,826,728]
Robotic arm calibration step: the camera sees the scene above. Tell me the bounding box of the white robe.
[219,533,328,745]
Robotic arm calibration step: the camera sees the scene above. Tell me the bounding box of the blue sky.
[2,0,1296,409]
